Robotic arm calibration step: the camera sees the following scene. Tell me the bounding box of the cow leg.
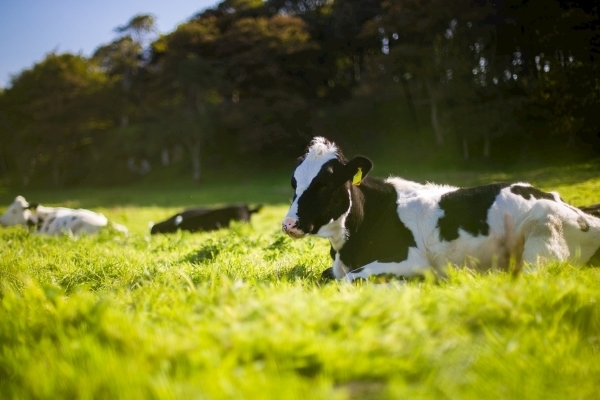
[344,248,430,283]
[321,267,336,281]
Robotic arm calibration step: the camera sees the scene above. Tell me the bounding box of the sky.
[0,0,220,88]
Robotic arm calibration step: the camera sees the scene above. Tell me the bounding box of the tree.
[145,25,231,182]
[505,0,600,153]
[115,14,157,47]
[0,88,12,180]
[145,2,327,175]
[2,53,109,187]
[93,14,157,127]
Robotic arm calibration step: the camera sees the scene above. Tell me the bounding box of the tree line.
[0,0,599,188]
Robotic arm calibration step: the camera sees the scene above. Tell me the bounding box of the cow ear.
[344,156,373,185]
[26,202,39,210]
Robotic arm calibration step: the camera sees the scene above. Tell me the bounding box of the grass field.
[1,162,600,399]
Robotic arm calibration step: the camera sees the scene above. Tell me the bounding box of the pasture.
[1,163,600,399]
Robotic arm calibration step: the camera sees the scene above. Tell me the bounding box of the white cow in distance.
[0,195,128,236]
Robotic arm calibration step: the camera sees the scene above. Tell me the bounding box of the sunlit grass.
[1,164,600,399]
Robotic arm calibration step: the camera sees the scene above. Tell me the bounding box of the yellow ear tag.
[352,167,363,186]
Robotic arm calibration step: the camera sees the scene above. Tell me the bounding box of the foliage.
[1,167,600,399]
[0,1,599,187]
[0,53,110,187]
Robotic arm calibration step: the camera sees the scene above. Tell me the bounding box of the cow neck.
[325,183,364,253]
[343,177,395,244]
[329,178,405,271]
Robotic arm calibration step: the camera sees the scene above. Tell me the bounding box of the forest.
[0,0,598,188]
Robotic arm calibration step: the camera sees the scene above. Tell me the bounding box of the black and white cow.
[0,196,128,236]
[282,137,600,282]
[150,204,263,234]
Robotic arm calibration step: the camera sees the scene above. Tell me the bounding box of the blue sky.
[0,0,219,88]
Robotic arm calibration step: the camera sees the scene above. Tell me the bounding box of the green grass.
[1,164,600,399]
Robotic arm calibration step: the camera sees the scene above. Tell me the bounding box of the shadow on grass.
[335,380,387,400]
[271,264,330,284]
[182,243,222,264]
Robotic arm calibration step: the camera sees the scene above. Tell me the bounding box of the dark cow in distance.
[281,137,600,282]
[150,204,262,234]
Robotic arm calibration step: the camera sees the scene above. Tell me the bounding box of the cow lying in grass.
[150,204,263,234]
[0,196,128,236]
[281,137,600,282]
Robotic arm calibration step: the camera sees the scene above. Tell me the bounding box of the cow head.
[150,214,182,234]
[282,137,372,241]
[0,196,39,227]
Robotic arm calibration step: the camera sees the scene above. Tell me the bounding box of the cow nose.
[282,217,306,238]
[282,217,297,232]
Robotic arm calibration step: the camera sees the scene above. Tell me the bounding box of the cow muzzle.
[282,217,306,238]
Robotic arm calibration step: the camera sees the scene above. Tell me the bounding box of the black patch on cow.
[338,178,417,269]
[437,183,510,242]
[329,246,336,260]
[577,216,590,232]
[291,176,298,203]
[579,203,600,218]
[26,202,39,210]
[510,185,557,201]
[71,216,76,221]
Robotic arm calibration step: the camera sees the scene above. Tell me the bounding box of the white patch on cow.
[332,252,350,278]
[174,215,183,226]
